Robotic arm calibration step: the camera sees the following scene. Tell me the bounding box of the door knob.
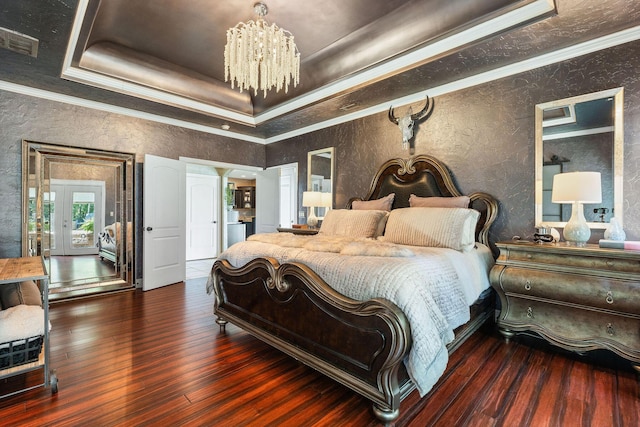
[146,227,153,231]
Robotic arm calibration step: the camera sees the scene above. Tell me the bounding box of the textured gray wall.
[0,92,264,258]
[267,41,640,243]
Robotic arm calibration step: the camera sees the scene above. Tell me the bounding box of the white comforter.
[208,233,493,396]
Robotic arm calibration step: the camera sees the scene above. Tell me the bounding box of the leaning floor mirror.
[22,140,135,300]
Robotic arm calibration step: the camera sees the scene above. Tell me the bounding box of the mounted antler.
[388,96,433,149]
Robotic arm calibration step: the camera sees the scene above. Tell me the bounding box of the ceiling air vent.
[0,26,39,58]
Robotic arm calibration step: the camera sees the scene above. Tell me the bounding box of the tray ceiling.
[62,0,556,136]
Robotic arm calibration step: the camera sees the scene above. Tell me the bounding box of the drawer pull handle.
[526,307,534,318]
[524,280,531,291]
[606,323,615,336]
[526,254,532,259]
[605,291,614,304]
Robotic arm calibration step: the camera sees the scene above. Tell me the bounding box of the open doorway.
[180,157,298,252]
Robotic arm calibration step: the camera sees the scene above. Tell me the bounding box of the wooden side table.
[490,241,640,372]
[276,227,319,235]
[0,257,58,397]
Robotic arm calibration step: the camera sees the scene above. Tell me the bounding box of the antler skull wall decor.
[388,96,434,149]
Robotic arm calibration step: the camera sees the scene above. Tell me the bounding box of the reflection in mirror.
[307,147,334,219]
[22,141,135,300]
[535,88,623,230]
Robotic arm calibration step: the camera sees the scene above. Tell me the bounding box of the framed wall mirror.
[307,147,334,219]
[534,87,623,230]
[22,140,135,300]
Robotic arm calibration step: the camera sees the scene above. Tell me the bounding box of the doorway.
[186,173,220,261]
[179,157,298,251]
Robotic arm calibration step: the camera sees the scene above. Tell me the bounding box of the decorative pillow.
[352,193,395,211]
[380,207,480,252]
[319,209,389,238]
[409,194,470,208]
[0,280,42,309]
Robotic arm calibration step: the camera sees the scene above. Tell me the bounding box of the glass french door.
[49,182,104,256]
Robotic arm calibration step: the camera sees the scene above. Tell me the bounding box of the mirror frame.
[307,147,335,217]
[22,140,136,290]
[534,87,624,230]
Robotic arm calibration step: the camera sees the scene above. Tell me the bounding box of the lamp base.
[307,214,318,229]
[562,202,590,247]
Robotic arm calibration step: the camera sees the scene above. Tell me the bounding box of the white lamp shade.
[320,192,332,208]
[302,191,322,207]
[552,172,602,204]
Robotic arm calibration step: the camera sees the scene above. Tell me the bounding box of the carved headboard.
[347,155,499,253]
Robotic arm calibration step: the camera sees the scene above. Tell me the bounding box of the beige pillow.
[352,193,395,211]
[380,207,479,252]
[0,280,42,309]
[319,209,389,238]
[409,194,470,208]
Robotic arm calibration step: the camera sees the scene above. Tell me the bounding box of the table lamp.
[552,171,602,247]
[302,191,322,228]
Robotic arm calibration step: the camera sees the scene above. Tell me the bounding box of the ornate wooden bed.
[210,155,499,421]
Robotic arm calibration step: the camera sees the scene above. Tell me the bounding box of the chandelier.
[224,2,300,97]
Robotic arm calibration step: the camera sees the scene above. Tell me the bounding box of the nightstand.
[490,241,640,372]
[276,227,319,235]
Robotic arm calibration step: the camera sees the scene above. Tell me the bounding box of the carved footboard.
[212,257,413,421]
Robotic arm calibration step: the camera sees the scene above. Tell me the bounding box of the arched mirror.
[307,147,334,219]
[22,141,135,300]
[535,88,623,230]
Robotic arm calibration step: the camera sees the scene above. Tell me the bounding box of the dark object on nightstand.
[490,241,640,373]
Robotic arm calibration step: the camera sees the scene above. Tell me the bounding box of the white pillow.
[380,207,479,252]
[319,209,389,238]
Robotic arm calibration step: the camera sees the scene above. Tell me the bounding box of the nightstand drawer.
[501,296,640,361]
[501,245,640,275]
[493,265,640,315]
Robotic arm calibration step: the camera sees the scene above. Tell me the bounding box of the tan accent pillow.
[352,193,395,211]
[409,194,470,208]
[0,280,42,309]
[380,207,479,252]
[319,209,389,238]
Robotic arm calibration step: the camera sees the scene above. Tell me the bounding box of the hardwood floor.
[1,278,638,426]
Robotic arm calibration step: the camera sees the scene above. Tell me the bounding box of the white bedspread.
[208,233,493,396]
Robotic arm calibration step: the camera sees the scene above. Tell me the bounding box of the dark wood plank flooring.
[1,278,638,426]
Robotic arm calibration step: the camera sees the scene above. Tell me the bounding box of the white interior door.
[186,173,219,260]
[143,154,186,291]
[255,168,280,233]
[279,164,297,228]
